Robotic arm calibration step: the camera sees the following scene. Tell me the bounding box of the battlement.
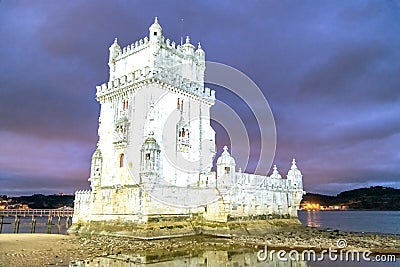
[113,34,204,64]
[75,190,91,196]
[96,66,215,103]
[112,36,149,61]
[108,18,206,88]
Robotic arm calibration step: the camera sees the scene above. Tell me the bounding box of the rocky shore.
[0,225,399,266]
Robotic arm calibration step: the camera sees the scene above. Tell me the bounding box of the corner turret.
[216,146,236,187]
[270,164,282,179]
[149,17,162,43]
[108,38,121,81]
[88,148,103,191]
[287,158,303,189]
[109,38,121,62]
[195,42,205,62]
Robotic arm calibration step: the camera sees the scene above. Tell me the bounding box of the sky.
[0,1,399,196]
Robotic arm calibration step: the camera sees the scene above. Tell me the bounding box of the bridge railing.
[0,209,74,217]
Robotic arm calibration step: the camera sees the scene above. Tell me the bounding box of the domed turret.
[217,146,236,186]
[287,158,303,189]
[149,17,162,43]
[270,164,282,179]
[89,148,103,191]
[182,36,195,56]
[109,38,121,63]
[195,42,205,62]
[287,158,302,177]
[217,146,236,166]
[140,132,161,175]
[141,131,160,152]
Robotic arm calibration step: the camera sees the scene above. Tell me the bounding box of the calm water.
[71,249,398,267]
[0,216,69,234]
[298,210,400,235]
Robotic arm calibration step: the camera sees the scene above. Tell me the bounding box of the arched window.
[119,153,125,167]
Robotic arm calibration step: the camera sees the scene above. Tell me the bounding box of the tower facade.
[72,18,304,229]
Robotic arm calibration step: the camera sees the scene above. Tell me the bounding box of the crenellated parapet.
[96,67,215,104]
[75,190,92,197]
[111,34,205,63]
[111,37,150,62]
[107,18,206,91]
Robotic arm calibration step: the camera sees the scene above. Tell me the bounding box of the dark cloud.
[298,42,399,104]
[0,1,399,195]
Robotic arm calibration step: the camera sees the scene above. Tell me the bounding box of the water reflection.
[70,249,309,267]
[306,210,321,228]
[0,216,68,234]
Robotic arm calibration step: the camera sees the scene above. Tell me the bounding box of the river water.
[298,210,400,235]
[0,216,69,234]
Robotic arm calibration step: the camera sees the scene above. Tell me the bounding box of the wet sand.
[0,234,80,266]
[0,227,399,267]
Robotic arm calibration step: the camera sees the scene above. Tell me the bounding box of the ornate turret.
[108,38,121,81]
[140,132,161,177]
[109,38,121,63]
[287,158,303,189]
[89,148,103,191]
[182,36,195,56]
[217,146,236,186]
[149,17,162,43]
[195,42,205,62]
[270,164,282,179]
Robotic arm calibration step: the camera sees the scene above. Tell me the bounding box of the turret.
[182,36,195,57]
[149,17,162,43]
[216,146,236,187]
[287,158,303,189]
[195,42,205,62]
[89,149,103,191]
[108,38,121,63]
[270,164,282,179]
[287,158,304,216]
[140,132,161,178]
[108,38,121,81]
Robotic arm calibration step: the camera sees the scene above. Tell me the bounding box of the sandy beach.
[0,227,399,266]
[0,234,81,266]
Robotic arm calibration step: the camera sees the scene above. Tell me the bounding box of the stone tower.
[72,18,304,232]
[92,17,216,192]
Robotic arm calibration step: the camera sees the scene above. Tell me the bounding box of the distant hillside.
[302,186,400,210]
[10,194,74,209]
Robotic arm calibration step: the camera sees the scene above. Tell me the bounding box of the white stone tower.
[72,18,304,229]
[93,17,216,191]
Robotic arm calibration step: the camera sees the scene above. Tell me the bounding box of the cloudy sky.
[0,1,399,196]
